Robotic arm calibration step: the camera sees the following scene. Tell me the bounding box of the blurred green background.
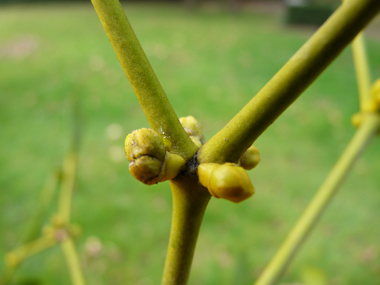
[1,2,380,284]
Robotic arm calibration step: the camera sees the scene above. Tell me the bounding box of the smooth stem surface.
[162,176,211,285]
[58,153,77,224]
[199,0,380,164]
[254,113,380,285]
[352,33,371,111]
[61,238,86,285]
[91,0,197,159]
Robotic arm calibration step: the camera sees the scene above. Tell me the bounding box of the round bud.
[240,145,261,170]
[179,116,203,138]
[161,152,186,181]
[198,163,254,203]
[129,156,163,185]
[125,128,166,162]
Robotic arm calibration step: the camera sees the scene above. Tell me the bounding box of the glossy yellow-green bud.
[179,116,203,137]
[198,163,254,203]
[129,156,163,185]
[161,152,186,181]
[179,116,205,147]
[239,145,261,170]
[125,128,186,185]
[125,128,166,161]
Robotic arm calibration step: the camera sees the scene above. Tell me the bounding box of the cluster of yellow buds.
[125,128,186,185]
[352,79,380,129]
[125,116,261,203]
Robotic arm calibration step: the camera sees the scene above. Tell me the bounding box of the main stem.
[162,176,211,285]
[198,0,380,164]
[91,0,197,159]
[254,113,380,285]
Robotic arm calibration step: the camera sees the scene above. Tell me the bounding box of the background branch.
[254,113,380,285]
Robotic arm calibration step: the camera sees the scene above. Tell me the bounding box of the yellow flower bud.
[125,128,186,185]
[179,116,203,137]
[198,163,254,203]
[161,152,186,181]
[129,156,163,185]
[179,116,205,146]
[239,145,261,170]
[125,128,166,162]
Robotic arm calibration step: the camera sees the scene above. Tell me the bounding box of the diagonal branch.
[198,0,380,164]
[91,0,197,159]
[254,113,380,285]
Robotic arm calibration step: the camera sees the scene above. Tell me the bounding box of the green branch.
[254,113,380,285]
[162,177,211,285]
[91,0,197,159]
[198,0,380,164]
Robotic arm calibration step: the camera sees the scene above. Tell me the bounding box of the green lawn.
[1,3,380,284]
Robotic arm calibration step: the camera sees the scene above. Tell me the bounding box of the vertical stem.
[162,176,211,285]
[61,238,86,285]
[352,33,371,111]
[91,0,197,159]
[254,113,380,285]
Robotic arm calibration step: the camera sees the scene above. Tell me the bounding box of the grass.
[1,2,380,284]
